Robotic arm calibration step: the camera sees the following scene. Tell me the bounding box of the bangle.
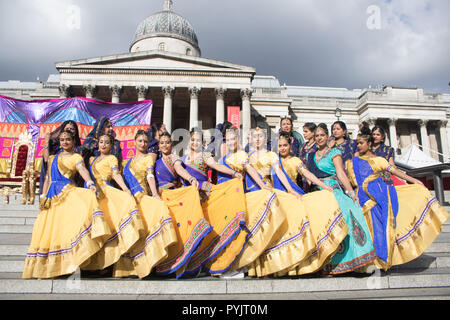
[189,177,196,184]
[86,180,95,188]
[147,173,155,179]
[232,171,237,177]
[345,190,355,198]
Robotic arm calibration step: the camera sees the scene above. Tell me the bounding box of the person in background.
[371,124,405,186]
[299,122,319,192]
[279,116,302,157]
[81,116,122,171]
[330,120,358,168]
[146,122,168,162]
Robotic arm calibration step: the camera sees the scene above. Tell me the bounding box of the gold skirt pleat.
[81,185,144,271]
[113,195,178,278]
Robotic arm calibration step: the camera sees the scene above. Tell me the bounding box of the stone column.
[241,88,252,145]
[58,85,70,99]
[189,87,200,129]
[136,85,148,102]
[387,118,398,152]
[437,120,449,162]
[418,119,430,155]
[83,84,96,99]
[110,85,122,103]
[215,88,226,126]
[162,86,174,133]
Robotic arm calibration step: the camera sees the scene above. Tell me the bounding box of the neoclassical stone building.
[1,0,449,162]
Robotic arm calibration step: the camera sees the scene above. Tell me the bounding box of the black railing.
[396,162,450,206]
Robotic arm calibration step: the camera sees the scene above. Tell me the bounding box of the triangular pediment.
[56,50,255,74]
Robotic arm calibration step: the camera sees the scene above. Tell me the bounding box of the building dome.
[130,1,201,56]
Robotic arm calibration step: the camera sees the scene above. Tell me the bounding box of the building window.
[186,48,192,56]
[159,42,166,51]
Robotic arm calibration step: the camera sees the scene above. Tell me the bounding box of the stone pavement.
[1,193,449,300]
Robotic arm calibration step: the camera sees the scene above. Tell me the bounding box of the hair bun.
[359,122,371,136]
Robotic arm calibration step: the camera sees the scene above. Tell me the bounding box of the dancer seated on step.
[346,123,449,270]
[113,130,178,279]
[80,134,145,275]
[23,129,110,279]
[306,123,376,276]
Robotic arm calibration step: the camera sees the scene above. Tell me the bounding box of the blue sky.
[0,0,449,93]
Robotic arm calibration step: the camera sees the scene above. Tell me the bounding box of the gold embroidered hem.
[23,189,109,279]
[231,190,286,270]
[390,185,449,267]
[113,197,178,278]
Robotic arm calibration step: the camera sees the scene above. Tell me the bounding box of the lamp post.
[335,107,342,121]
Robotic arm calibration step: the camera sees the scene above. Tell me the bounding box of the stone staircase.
[0,193,449,300]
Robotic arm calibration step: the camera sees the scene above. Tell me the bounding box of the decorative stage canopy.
[0,95,153,173]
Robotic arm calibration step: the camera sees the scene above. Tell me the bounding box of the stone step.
[0,211,38,218]
[0,218,36,226]
[0,225,34,234]
[0,204,39,211]
[0,267,449,295]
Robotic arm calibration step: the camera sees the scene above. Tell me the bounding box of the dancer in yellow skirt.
[153,133,213,278]
[213,127,283,278]
[346,124,449,270]
[180,128,249,277]
[246,128,347,277]
[113,130,178,278]
[23,130,110,279]
[80,134,145,272]
[271,132,348,276]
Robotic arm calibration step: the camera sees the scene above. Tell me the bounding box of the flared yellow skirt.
[81,185,144,271]
[363,184,449,269]
[113,195,178,278]
[23,187,110,279]
[279,190,348,276]
[231,189,286,272]
[155,186,212,278]
[251,190,348,277]
[184,178,247,276]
